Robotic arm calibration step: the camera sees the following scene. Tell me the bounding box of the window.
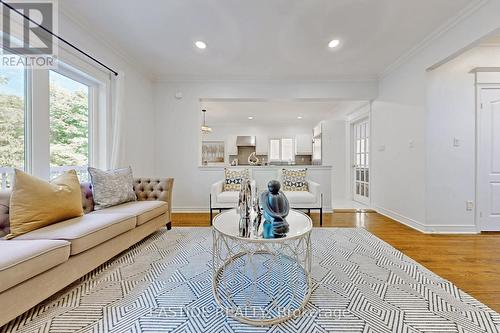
[0,57,26,188]
[269,138,295,162]
[269,139,281,161]
[1,57,102,187]
[49,70,91,181]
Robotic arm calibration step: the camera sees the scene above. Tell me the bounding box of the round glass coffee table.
[212,209,312,326]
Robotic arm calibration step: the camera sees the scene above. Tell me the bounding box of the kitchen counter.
[199,165,332,170]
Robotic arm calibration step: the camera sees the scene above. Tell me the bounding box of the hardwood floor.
[172,211,500,313]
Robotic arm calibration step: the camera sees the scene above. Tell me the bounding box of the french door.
[353,118,370,205]
[478,88,500,231]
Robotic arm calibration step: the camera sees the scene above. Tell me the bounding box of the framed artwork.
[202,141,225,164]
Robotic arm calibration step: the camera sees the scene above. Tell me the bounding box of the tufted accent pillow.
[223,168,250,192]
[0,190,11,237]
[88,167,136,210]
[282,168,308,192]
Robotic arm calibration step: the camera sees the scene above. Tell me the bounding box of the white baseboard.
[374,206,479,234]
[374,206,427,233]
[423,225,479,234]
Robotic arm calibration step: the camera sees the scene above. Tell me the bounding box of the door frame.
[349,109,371,206]
[476,83,500,231]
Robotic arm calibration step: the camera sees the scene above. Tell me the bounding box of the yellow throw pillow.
[5,169,83,239]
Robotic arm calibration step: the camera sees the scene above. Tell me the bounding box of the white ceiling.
[61,0,474,80]
[201,100,368,125]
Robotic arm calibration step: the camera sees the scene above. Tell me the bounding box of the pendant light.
[201,109,212,134]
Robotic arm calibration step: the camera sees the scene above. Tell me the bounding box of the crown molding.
[380,0,489,79]
[345,102,371,122]
[59,6,155,80]
[153,74,378,84]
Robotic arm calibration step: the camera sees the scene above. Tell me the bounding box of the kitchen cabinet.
[227,136,237,155]
[256,135,269,155]
[296,134,313,155]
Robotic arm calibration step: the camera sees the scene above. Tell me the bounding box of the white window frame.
[49,63,100,174]
[269,137,296,162]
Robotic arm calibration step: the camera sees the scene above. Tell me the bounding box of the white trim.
[424,225,479,234]
[375,206,479,234]
[154,76,379,84]
[475,84,500,232]
[381,0,489,78]
[345,102,371,122]
[351,116,370,205]
[374,206,427,233]
[24,66,33,175]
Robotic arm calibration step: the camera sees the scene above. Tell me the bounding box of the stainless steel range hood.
[236,136,256,147]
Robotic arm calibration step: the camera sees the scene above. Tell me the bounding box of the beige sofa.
[0,177,173,327]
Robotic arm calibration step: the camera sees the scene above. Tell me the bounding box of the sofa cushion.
[0,239,70,293]
[15,213,136,255]
[216,191,239,204]
[283,191,317,204]
[91,201,167,226]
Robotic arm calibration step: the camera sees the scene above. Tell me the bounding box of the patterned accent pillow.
[223,168,250,192]
[88,166,137,210]
[282,168,309,191]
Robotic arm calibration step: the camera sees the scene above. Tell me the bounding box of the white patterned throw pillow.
[223,168,250,192]
[88,166,137,210]
[282,168,309,191]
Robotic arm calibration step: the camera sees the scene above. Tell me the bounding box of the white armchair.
[279,170,323,226]
[210,178,256,224]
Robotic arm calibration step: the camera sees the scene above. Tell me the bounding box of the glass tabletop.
[213,209,313,242]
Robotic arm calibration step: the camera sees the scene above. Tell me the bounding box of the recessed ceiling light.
[195,41,207,49]
[328,39,340,48]
[248,116,254,120]
[297,116,303,119]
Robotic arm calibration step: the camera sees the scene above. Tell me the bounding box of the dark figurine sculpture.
[259,180,290,238]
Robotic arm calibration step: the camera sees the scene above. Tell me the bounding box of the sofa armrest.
[308,181,321,204]
[211,180,224,204]
[134,178,174,222]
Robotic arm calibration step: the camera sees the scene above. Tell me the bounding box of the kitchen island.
[200,165,333,212]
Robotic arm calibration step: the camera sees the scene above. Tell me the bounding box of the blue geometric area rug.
[2,227,499,333]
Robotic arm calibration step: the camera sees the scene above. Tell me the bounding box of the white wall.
[372,0,500,232]
[58,11,155,176]
[426,46,500,232]
[153,80,377,211]
[371,100,426,228]
[322,119,348,201]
